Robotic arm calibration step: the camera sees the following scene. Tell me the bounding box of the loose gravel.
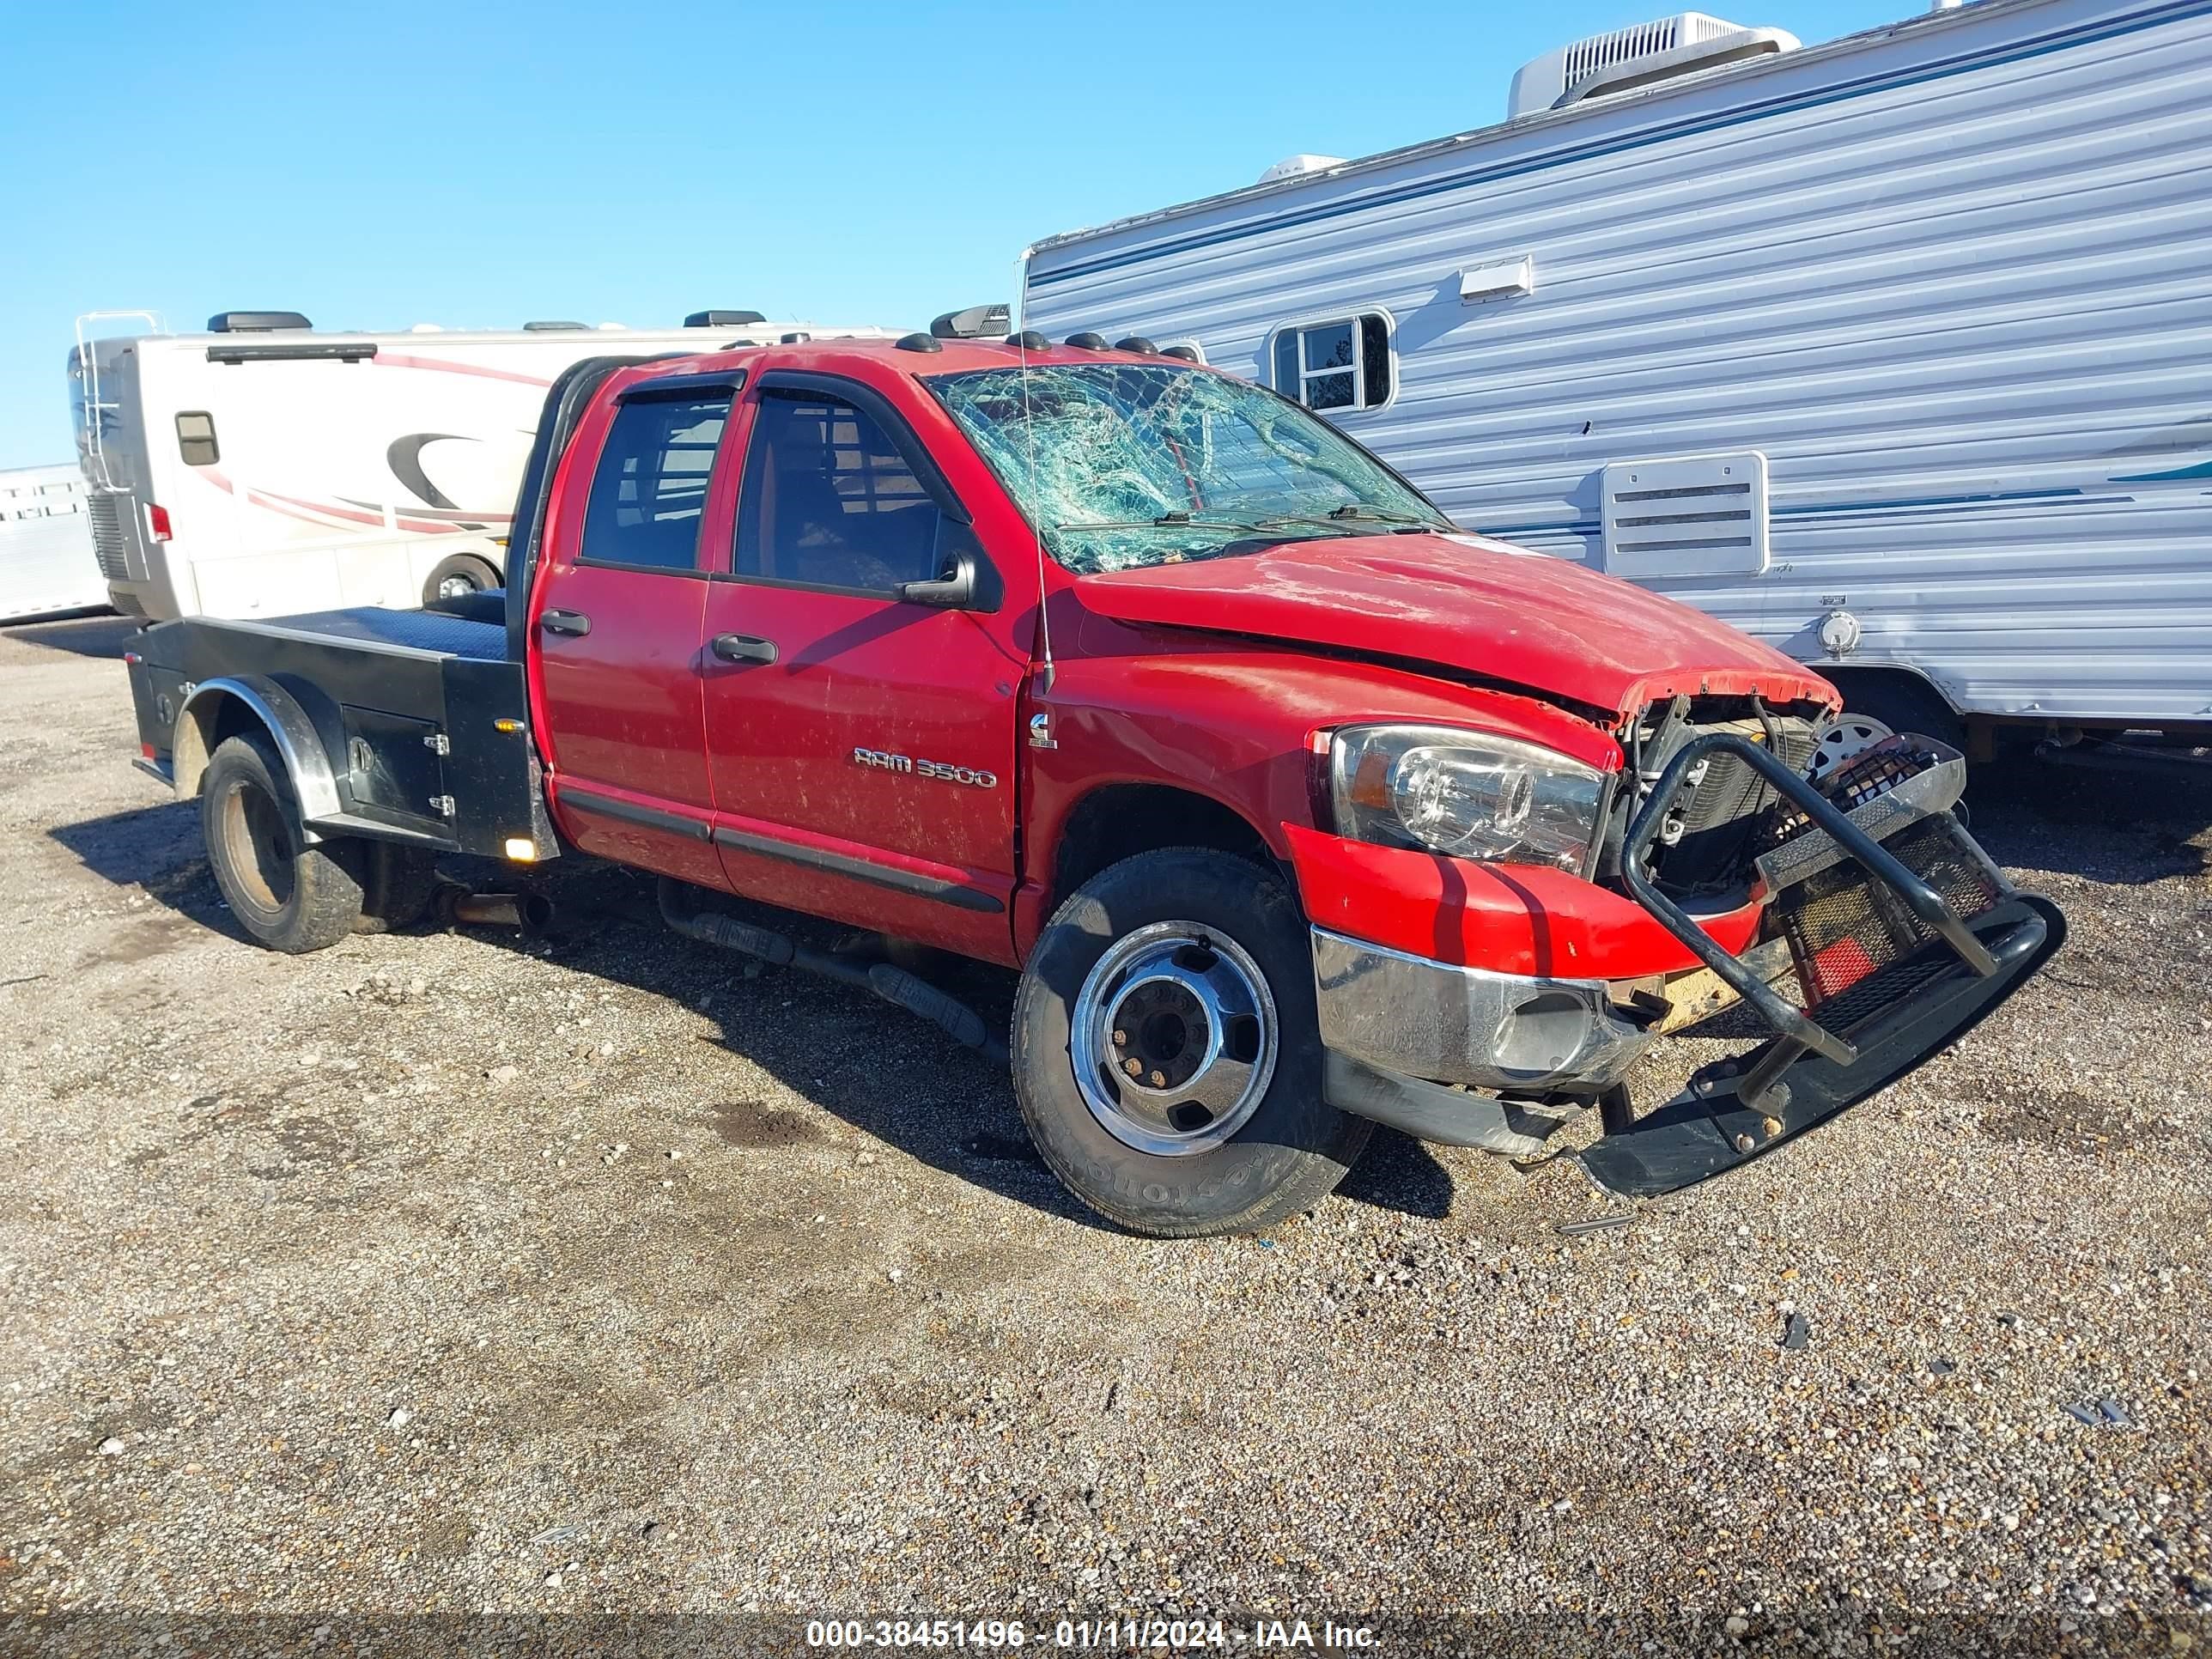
[0,614,2206,1656]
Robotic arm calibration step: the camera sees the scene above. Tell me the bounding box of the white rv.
[1021,0,2212,754]
[69,311,898,622]
[0,464,106,624]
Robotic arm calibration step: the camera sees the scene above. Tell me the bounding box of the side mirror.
[896,551,977,609]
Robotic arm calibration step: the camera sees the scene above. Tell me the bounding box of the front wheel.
[1011,847,1369,1237]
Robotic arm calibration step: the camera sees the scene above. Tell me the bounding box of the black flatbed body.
[127,602,552,860]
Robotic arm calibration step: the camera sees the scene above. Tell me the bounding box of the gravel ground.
[1,612,2207,1657]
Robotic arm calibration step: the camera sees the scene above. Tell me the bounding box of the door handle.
[710,633,778,665]
[540,608,592,637]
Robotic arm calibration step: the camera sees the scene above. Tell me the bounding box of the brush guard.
[1577,732,2064,1199]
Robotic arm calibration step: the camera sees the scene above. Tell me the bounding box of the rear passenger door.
[534,373,738,887]
[697,374,1022,957]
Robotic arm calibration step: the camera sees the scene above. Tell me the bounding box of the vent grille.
[1601,450,1770,580]
[1562,12,1740,81]
[87,490,131,580]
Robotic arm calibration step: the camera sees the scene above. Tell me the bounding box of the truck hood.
[1076,532,1835,719]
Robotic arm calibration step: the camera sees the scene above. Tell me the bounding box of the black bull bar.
[1577,733,2065,1200]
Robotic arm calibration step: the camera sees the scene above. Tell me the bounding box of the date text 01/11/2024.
[803,1619,1379,1650]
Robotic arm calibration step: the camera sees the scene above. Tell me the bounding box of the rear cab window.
[580,389,736,573]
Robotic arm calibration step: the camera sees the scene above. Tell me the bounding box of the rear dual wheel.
[1011,848,1368,1237]
[200,734,435,952]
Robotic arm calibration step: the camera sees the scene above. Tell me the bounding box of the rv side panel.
[1024,0,2212,726]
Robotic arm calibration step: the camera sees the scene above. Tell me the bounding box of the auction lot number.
[806,1620,1234,1649]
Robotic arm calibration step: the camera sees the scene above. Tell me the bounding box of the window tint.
[175,410,219,466]
[1271,313,1392,413]
[733,391,943,592]
[580,393,732,571]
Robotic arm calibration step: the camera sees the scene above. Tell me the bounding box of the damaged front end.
[1307,704,2064,1200]
[1577,726,2063,1196]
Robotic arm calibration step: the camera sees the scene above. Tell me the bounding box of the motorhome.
[1020,0,2212,760]
[69,312,898,622]
[0,463,106,623]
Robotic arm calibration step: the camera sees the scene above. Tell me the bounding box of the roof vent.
[1256,154,1346,185]
[522,320,588,331]
[931,303,1012,339]
[1506,13,1798,118]
[685,309,767,327]
[207,311,311,333]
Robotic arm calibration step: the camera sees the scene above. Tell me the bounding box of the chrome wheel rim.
[437,574,477,599]
[1070,921,1279,1157]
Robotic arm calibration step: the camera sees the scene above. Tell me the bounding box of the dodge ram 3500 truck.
[120,335,2065,1236]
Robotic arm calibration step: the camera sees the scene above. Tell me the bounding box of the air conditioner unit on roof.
[1506,13,1800,119]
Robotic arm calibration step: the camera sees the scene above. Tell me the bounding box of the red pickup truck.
[122,333,2063,1236]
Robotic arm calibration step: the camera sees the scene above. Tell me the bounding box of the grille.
[86,490,131,580]
[1777,817,2005,1010]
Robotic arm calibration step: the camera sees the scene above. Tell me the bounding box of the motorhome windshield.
[927,363,1448,575]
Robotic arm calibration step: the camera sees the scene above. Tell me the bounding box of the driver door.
[698,374,1022,959]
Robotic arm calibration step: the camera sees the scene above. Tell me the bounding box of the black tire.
[1012,847,1370,1237]
[422,552,501,608]
[200,733,363,953]
[350,841,440,933]
[1827,671,1966,752]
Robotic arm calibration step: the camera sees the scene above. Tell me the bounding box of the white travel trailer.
[0,464,106,623]
[69,311,899,622]
[1021,0,2212,755]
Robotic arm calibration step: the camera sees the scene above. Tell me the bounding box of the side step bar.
[657,878,1007,1064]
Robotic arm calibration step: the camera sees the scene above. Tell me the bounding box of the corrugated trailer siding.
[1025,0,2212,723]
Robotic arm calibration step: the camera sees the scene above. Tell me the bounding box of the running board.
[1577,895,2062,1199]
[656,877,1007,1064]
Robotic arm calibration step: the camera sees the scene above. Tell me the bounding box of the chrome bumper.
[1310,926,1657,1094]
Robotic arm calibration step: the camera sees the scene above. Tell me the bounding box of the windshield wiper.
[1050,509,1396,543]
[1052,512,1273,534]
[1323,505,1434,526]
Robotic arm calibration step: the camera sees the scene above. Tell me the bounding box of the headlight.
[1329,724,1607,872]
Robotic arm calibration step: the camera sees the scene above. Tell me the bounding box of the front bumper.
[1297,732,2066,1200]
[1311,927,1655,1094]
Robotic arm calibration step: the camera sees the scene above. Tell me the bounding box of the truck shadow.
[494,866,1456,1232]
[1964,759,2212,887]
[43,805,1456,1231]
[3,612,133,658]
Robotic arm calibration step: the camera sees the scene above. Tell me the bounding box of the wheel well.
[1048,785,1275,908]
[173,690,267,797]
[1820,665,1966,747]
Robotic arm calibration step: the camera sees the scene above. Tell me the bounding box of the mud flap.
[1577,894,2064,1199]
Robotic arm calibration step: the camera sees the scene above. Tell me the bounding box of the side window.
[580,392,732,571]
[175,411,219,466]
[733,390,944,592]
[1269,313,1393,412]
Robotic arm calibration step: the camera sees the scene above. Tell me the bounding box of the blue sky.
[3,0,1905,467]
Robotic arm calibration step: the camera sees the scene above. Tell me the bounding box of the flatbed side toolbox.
[130,607,551,860]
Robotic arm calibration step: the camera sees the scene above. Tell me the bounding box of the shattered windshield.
[927,362,1449,574]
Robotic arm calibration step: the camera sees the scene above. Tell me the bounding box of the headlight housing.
[1329,724,1607,872]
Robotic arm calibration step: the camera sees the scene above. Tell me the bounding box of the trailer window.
[1268,313,1393,413]
[580,393,732,572]
[175,411,219,467]
[732,392,942,593]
